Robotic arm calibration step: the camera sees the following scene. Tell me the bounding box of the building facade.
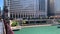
[47,0,55,17]
[4,0,48,19]
[0,7,1,15]
[54,0,60,16]
[48,0,60,17]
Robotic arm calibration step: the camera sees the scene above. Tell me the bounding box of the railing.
[24,19,51,21]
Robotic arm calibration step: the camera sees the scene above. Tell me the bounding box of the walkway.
[0,22,4,34]
[21,24,52,28]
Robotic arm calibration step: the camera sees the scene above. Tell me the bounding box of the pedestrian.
[3,17,14,34]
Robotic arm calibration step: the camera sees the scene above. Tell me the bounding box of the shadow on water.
[13,29,20,31]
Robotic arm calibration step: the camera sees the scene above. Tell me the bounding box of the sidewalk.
[0,22,4,34]
[21,24,52,28]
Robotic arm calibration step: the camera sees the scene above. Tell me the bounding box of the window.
[21,15,23,18]
[8,0,10,1]
[10,14,12,18]
[19,14,20,18]
[13,14,15,18]
[39,0,45,11]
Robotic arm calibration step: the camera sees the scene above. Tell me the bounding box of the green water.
[14,26,60,34]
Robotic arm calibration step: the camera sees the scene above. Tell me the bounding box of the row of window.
[10,13,46,18]
[10,14,34,18]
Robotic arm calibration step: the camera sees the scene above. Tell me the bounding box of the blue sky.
[0,0,3,10]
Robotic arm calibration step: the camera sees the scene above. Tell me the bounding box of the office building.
[0,7,1,15]
[47,0,55,17]
[54,0,60,16]
[48,0,60,17]
[4,0,48,19]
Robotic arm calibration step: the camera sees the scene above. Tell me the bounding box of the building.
[4,0,48,19]
[47,0,55,17]
[0,7,1,14]
[0,7,2,15]
[54,0,60,16]
[48,0,60,17]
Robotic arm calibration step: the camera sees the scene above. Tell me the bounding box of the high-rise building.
[0,7,1,15]
[54,0,60,16]
[4,0,48,19]
[47,0,55,17]
[48,0,60,17]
